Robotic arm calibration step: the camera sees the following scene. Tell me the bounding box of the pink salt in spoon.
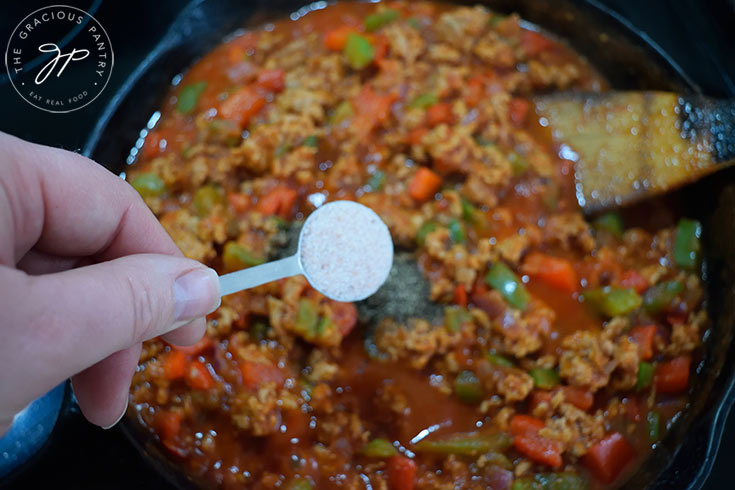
[218,200,394,302]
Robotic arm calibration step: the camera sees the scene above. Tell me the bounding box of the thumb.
[0,254,220,423]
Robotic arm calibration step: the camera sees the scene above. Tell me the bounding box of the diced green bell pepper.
[223,241,264,271]
[508,152,530,177]
[364,9,400,32]
[673,218,702,270]
[344,33,374,70]
[487,352,515,368]
[529,367,560,389]
[407,92,438,109]
[330,100,354,125]
[130,173,165,198]
[286,478,313,490]
[193,184,224,216]
[448,218,465,244]
[486,263,530,311]
[177,81,207,114]
[647,411,661,441]
[297,298,320,336]
[361,438,398,458]
[416,221,437,246]
[454,370,483,404]
[642,280,684,314]
[460,196,477,222]
[531,472,588,490]
[413,432,512,456]
[303,135,319,148]
[444,306,470,332]
[368,170,385,191]
[636,361,654,391]
[583,286,641,317]
[593,212,624,238]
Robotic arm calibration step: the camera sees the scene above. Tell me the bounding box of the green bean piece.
[361,438,398,458]
[673,218,702,270]
[636,361,654,391]
[642,281,684,314]
[364,9,400,31]
[407,17,421,29]
[193,184,224,216]
[454,370,483,404]
[177,81,207,114]
[448,218,465,244]
[408,92,438,109]
[130,173,165,198]
[487,352,515,368]
[223,242,265,271]
[593,212,624,238]
[647,411,661,441]
[416,221,438,246]
[529,367,560,389]
[413,432,512,456]
[486,263,530,311]
[583,286,642,317]
[343,33,375,70]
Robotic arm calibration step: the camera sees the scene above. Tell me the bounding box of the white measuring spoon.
[218,200,393,302]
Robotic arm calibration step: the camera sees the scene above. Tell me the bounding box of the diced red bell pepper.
[185,360,214,390]
[324,25,358,51]
[522,253,578,293]
[327,300,358,336]
[454,284,468,307]
[582,432,634,484]
[520,30,553,57]
[172,335,213,356]
[154,410,182,441]
[654,355,691,394]
[256,69,285,92]
[219,85,266,128]
[510,414,545,436]
[161,350,187,380]
[629,325,657,361]
[387,455,416,490]
[619,270,649,294]
[256,186,299,218]
[240,360,286,390]
[513,434,563,468]
[561,386,594,411]
[509,98,530,127]
[408,167,442,203]
[425,102,453,127]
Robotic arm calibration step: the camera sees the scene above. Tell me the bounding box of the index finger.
[0,131,180,264]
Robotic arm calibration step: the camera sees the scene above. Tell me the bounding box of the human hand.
[0,132,220,434]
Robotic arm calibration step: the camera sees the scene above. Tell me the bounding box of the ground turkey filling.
[126,2,707,490]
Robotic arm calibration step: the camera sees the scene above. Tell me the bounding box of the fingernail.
[173,267,220,322]
[102,404,127,430]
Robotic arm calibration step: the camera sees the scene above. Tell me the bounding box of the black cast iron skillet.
[82,1,735,488]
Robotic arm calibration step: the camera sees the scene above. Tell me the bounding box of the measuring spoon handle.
[218,254,301,297]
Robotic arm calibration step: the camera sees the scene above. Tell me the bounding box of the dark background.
[1,0,734,488]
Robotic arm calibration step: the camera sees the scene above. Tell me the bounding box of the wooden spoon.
[534,92,735,213]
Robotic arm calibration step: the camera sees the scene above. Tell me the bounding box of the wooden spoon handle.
[680,96,735,163]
